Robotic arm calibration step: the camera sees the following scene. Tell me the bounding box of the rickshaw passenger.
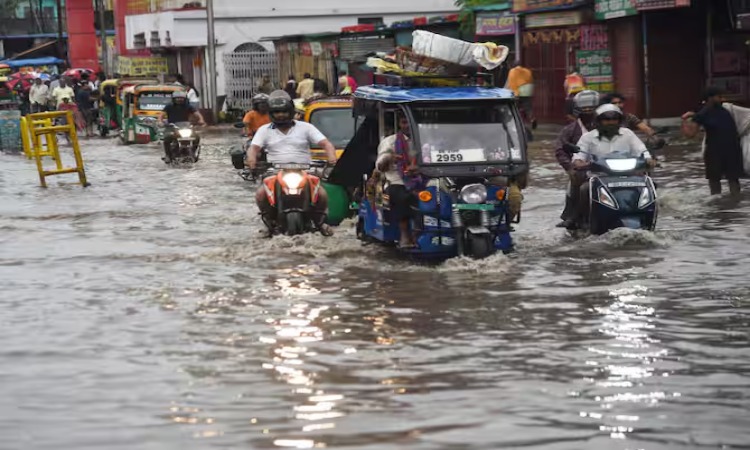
[375,115,423,249]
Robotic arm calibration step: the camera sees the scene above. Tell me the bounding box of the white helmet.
[595,103,623,121]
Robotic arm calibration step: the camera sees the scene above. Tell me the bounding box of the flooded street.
[1,131,749,450]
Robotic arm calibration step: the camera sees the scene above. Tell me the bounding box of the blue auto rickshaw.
[326,75,530,259]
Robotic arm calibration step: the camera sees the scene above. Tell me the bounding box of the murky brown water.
[1,131,749,450]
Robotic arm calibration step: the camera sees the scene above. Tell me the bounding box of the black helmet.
[251,93,269,106]
[573,90,600,117]
[268,90,294,126]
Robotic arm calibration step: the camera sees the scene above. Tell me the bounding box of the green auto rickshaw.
[120,84,186,145]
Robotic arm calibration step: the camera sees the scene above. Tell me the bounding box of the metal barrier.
[24,111,89,188]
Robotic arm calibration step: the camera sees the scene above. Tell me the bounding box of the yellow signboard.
[117,56,169,76]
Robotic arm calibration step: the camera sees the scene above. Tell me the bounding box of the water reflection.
[263,265,345,448]
[584,285,679,441]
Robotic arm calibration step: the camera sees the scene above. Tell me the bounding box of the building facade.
[119,0,459,104]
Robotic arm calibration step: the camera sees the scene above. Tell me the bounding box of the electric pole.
[206,0,218,118]
[97,0,109,75]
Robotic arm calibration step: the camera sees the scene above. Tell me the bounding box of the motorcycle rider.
[568,104,656,228]
[161,90,206,162]
[555,89,600,228]
[243,93,271,139]
[245,90,338,236]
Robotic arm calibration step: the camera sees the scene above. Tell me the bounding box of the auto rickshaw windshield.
[309,108,361,149]
[138,92,174,111]
[412,102,524,165]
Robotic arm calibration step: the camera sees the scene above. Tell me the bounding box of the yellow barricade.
[26,111,89,188]
[20,116,33,159]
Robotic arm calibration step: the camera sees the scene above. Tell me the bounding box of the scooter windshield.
[412,103,523,166]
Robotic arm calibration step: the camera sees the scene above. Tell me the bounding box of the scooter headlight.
[638,186,653,208]
[178,129,193,138]
[282,172,304,190]
[605,158,637,172]
[460,184,487,204]
[598,186,618,209]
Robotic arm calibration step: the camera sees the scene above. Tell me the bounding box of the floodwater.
[1,130,749,450]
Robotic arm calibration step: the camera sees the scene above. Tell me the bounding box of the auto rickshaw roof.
[134,84,185,93]
[354,85,514,104]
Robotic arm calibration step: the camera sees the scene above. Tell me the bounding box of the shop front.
[707,0,750,106]
[515,0,592,122]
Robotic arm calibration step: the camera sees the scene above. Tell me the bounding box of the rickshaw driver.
[161,91,206,160]
[246,90,338,236]
[375,114,423,249]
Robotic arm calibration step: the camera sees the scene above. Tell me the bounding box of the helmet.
[172,90,188,102]
[251,93,269,106]
[595,103,623,122]
[572,90,600,117]
[268,90,294,126]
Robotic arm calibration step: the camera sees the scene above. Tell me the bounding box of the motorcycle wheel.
[468,235,493,259]
[284,212,305,236]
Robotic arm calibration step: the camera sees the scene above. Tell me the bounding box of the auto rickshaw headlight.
[460,184,487,204]
[418,191,433,202]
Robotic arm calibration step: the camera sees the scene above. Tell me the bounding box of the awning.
[0,56,65,68]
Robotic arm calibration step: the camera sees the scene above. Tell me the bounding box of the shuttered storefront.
[338,35,395,62]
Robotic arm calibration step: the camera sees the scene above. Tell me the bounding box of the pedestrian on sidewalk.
[75,84,95,137]
[284,74,297,99]
[29,77,49,113]
[682,86,743,196]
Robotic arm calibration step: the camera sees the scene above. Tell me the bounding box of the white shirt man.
[573,127,651,164]
[29,81,49,109]
[250,120,327,165]
[376,134,416,185]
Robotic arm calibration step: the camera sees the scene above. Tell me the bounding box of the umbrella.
[63,68,95,81]
[38,73,51,81]
[5,71,35,91]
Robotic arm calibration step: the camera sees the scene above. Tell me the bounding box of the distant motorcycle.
[164,122,200,164]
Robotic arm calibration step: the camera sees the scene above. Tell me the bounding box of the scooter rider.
[555,89,600,228]
[569,104,656,228]
[246,90,338,236]
[161,90,205,162]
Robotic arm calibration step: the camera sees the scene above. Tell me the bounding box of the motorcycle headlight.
[178,129,193,138]
[282,172,304,190]
[460,184,487,204]
[605,158,637,172]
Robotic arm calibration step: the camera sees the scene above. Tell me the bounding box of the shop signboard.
[595,0,637,20]
[580,24,608,51]
[117,56,169,76]
[576,49,614,92]
[525,10,583,28]
[476,12,517,36]
[635,0,690,11]
[513,0,588,13]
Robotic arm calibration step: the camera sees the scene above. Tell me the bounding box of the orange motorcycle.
[261,163,326,236]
